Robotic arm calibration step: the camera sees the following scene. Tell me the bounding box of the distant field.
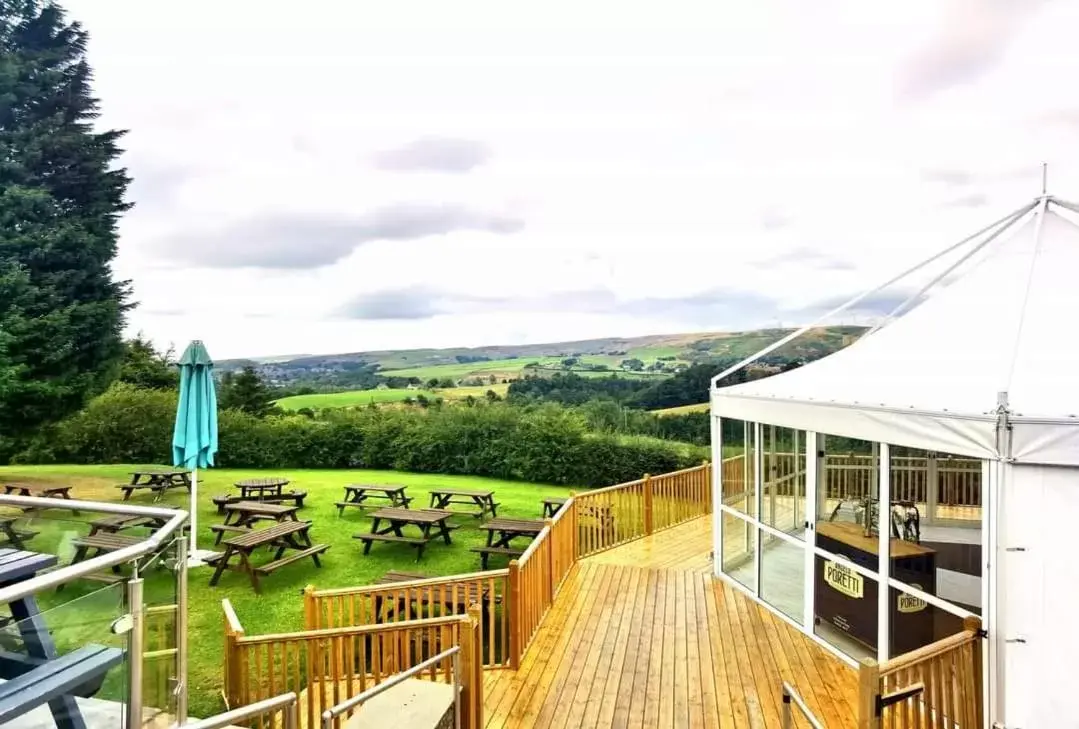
[380,355,675,383]
[276,383,510,410]
[652,403,710,416]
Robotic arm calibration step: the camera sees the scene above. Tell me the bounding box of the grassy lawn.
[0,465,571,717]
[275,383,510,410]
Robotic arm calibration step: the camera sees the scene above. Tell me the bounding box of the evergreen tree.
[118,334,177,390]
[0,1,131,443]
[219,366,274,417]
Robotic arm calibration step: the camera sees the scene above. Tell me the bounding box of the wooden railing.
[857,617,983,729]
[721,453,982,509]
[303,570,511,668]
[223,599,484,729]
[508,462,714,664]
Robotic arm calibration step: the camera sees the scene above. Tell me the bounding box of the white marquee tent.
[709,194,1079,728]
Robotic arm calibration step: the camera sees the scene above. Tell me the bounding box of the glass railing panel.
[0,581,128,728]
[139,535,183,728]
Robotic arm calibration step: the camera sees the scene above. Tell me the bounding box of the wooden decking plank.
[528,562,619,727]
[513,563,604,726]
[580,564,639,728]
[592,565,644,729]
[641,567,667,729]
[481,516,859,729]
[560,564,629,728]
[682,572,707,729]
[490,562,596,727]
[624,568,659,729]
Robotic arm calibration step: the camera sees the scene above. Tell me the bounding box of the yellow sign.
[898,588,927,613]
[824,561,863,599]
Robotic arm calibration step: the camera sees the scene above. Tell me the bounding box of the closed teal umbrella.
[172,340,218,561]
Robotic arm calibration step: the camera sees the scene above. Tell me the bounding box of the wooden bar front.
[814,521,936,655]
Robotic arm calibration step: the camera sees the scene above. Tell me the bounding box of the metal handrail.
[0,494,187,603]
[183,692,298,729]
[781,682,824,729]
[321,646,461,728]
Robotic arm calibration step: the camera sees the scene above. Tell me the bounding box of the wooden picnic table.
[0,517,36,550]
[473,518,546,569]
[542,497,568,518]
[212,501,302,544]
[87,514,168,536]
[0,548,122,729]
[373,570,502,621]
[234,477,290,500]
[208,521,328,594]
[117,469,191,502]
[428,488,499,520]
[336,484,411,515]
[355,508,455,561]
[2,484,79,515]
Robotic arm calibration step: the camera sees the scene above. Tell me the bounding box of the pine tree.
[219,366,274,417]
[0,1,131,444]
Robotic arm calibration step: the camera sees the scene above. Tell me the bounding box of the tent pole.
[709,199,1042,388]
[865,203,1037,335]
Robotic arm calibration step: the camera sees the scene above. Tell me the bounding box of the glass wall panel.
[887,586,970,659]
[720,418,755,518]
[761,425,807,539]
[721,511,756,592]
[887,447,983,627]
[760,535,805,624]
[816,432,881,574]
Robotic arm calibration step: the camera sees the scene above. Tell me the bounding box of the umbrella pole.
[189,467,198,558]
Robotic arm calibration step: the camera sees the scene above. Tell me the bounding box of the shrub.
[15,384,706,487]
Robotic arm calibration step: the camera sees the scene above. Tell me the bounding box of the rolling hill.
[222,326,867,391]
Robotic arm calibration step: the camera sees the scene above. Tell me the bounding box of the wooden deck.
[483,517,857,728]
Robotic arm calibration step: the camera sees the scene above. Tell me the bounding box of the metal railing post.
[127,576,145,729]
[782,686,793,729]
[176,537,189,725]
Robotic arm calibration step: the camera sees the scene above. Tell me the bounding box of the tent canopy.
[711,197,1079,466]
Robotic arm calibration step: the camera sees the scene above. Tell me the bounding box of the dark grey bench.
[0,644,124,726]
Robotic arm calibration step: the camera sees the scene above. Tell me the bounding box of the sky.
[63,0,1079,359]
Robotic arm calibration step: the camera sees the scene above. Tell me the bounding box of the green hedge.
[14,384,707,487]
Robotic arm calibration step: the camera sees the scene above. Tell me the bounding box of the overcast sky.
[64,0,1079,358]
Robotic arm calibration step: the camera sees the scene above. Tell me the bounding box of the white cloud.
[59,0,1079,357]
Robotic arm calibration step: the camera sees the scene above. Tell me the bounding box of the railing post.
[176,537,189,725]
[926,453,939,523]
[508,560,521,670]
[702,460,712,514]
[568,492,578,560]
[857,658,881,729]
[467,604,484,729]
[544,518,555,601]
[303,584,316,629]
[964,615,985,728]
[126,576,145,729]
[643,474,654,535]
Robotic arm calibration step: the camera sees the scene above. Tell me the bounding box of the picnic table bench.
[2,484,79,515]
[373,570,502,621]
[0,517,36,550]
[473,518,546,569]
[428,488,499,519]
[542,497,568,518]
[87,514,169,537]
[355,508,455,562]
[208,521,327,594]
[211,501,303,544]
[235,477,289,499]
[0,548,122,729]
[116,469,191,501]
[336,484,412,515]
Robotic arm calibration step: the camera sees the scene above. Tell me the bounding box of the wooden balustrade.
[303,570,510,668]
[223,600,484,729]
[857,617,983,729]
